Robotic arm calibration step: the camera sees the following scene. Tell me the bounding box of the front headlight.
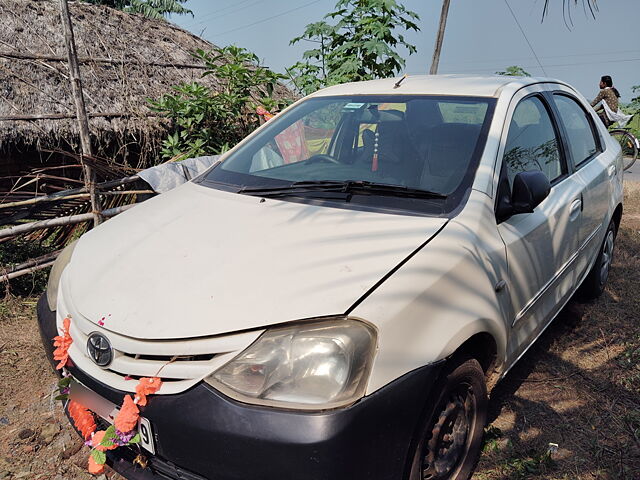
[46,240,78,311]
[205,317,377,410]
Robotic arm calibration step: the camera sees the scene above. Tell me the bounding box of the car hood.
[63,183,447,339]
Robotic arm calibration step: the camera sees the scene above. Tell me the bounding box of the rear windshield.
[202,95,496,214]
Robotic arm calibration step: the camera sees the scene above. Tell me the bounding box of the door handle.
[569,198,582,220]
[608,164,616,178]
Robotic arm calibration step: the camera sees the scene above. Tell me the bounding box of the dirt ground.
[0,185,638,480]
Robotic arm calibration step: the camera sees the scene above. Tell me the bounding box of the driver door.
[497,91,583,361]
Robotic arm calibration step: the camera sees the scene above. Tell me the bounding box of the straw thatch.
[0,0,282,167]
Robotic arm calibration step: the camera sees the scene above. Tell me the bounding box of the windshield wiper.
[238,180,447,200]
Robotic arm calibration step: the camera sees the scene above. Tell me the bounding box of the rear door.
[496,88,583,361]
[549,90,612,281]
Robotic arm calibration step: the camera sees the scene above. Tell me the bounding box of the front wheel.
[408,358,487,480]
[610,129,638,171]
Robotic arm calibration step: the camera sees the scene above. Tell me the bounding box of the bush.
[150,46,290,161]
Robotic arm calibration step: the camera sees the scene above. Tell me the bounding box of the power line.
[433,57,640,74]
[438,49,640,69]
[503,0,548,76]
[180,0,263,29]
[210,0,324,38]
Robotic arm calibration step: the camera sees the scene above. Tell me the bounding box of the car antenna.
[393,74,408,89]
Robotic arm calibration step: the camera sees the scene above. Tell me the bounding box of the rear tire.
[610,129,638,171]
[408,358,487,480]
[579,220,617,300]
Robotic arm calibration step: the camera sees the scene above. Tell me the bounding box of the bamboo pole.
[59,0,102,227]
[2,251,61,275]
[0,112,162,121]
[0,205,135,240]
[0,51,206,70]
[0,190,153,210]
[430,0,452,75]
[0,175,140,210]
[0,261,56,283]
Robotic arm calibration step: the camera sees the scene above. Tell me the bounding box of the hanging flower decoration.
[53,316,73,370]
[114,395,140,433]
[50,319,164,475]
[135,377,162,407]
[68,400,97,440]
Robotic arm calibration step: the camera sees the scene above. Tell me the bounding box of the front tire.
[408,358,487,480]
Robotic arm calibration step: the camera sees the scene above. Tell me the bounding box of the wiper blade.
[238,180,447,200]
[238,180,344,194]
[344,181,447,199]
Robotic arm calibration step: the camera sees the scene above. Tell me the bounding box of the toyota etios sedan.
[38,75,622,480]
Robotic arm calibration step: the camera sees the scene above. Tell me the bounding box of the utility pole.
[430,0,451,75]
[59,0,102,226]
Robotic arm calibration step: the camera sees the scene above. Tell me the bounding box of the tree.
[288,0,420,96]
[80,0,192,19]
[495,66,531,77]
[150,46,289,160]
[542,0,598,23]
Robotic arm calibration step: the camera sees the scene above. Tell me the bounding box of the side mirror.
[511,171,551,214]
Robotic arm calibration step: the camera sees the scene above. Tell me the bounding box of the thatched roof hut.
[0,0,269,174]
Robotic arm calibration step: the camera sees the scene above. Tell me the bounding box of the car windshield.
[202,95,496,214]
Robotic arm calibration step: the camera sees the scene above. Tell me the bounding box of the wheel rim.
[422,384,476,480]
[599,229,615,286]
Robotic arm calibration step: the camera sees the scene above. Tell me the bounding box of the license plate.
[137,416,155,455]
[69,379,156,455]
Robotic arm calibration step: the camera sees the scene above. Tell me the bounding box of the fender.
[352,190,511,394]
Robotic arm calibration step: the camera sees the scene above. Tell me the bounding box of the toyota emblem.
[86,332,113,367]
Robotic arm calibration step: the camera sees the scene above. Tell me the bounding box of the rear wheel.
[408,358,487,480]
[610,129,638,171]
[579,220,617,300]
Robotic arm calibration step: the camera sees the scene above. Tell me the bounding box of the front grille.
[62,306,264,395]
[122,353,216,362]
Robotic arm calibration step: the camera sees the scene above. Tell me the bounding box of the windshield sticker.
[343,102,365,110]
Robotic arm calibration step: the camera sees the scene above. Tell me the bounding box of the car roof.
[309,74,570,98]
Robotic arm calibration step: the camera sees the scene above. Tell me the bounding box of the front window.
[202,95,496,214]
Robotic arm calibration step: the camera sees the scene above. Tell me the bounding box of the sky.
[169,0,639,102]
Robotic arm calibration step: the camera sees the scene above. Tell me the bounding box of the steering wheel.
[306,154,340,165]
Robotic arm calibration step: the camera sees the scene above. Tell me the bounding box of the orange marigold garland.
[53,316,73,370]
[135,377,162,407]
[68,400,97,440]
[114,395,140,433]
[50,317,164,476]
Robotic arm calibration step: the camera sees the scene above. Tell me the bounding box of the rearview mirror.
[511,171,551,214]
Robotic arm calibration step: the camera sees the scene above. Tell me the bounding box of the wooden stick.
[0,190,152,210]
[0,204,135,239]
[0,261,56,283]
[2,250,62,274]
[0,175,140,210]
[0,112,162,121]
[0,51,206,70]
[59,0,102,227]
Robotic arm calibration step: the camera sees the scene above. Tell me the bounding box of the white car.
[38,75,623,480]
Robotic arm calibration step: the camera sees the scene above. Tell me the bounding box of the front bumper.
[38,292,442,480]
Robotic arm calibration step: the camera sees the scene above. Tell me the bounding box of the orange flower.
[256,106,274,120]
[68,400,96,440]
[91,430,118,452]
[135,377,162,407]
[88,455,104,474]
[114,395,139,433]
[52,316,73,370]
